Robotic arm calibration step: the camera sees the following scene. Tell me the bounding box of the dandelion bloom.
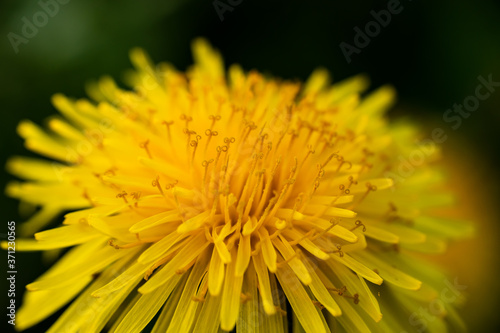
[5,40,472,332]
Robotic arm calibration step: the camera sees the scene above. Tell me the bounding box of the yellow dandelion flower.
[4,39,473,332]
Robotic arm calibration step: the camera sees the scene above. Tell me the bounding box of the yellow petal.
[192,38,224,80]
[364,224,399,244]
[235,234,251,277]
[208,245,225,296]
[329,254,383,285]
[351,251,421,290]
[282,228,330,260]
[258,227,277,272]
[177,210,210,233]
[91,261,149,298]
[6,156,65,182]
[252,252,276,315]
[16,276,91,330]
[138,231,187,264]
[302,258,342,317]
[139,232,209,294]
[275,255,326,333]
[273,235,312,285]
[114,274,183,333]
[192,293,222,333]
[129,210,181,233]
[220,247,244,331]
[304,206,357,218]
[27,243,128,291]
[237,260,261,332]
[166,254,208,333]
[52,93,100,129]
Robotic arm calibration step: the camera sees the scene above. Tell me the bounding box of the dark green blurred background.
[1,0,499,332]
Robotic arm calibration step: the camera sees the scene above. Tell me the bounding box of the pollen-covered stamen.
[254,196,279,232]
[335,155,352,173]
[320,152,337,169]
[344,292,360,305]
[161,120,174,142]
[165,180,178,190]
[116,191,129,203]
[202,159,215,198]
[116,190,136,210]
[236,153,262,213]
[312,300,325,310]
[242,169,265,219]
[349,182,377,209]
[326,245,344,257]
[130,192,141,207]
[267,158,298,219]
[152,176,165,197]
[263,140,273,162]
[287,129,300,150]
[297,119,316,143]
[180,113,193,128]
[329,286,360,304]
[347,175,358,189]
[338,184,351,196]
[237,121,257,154]
[190,134,202,165]
[308,164,325,198]
[204,129,218,152]
[206,146,225,198]
[139,140,152,159]
[224,137,236,151]
[311,218,339,240]
[298,145,315,172]
[218,152,231,194]
[319,131,337,153]
[286,193,303,228]
[108,238,143,249]
[163,181,183,216]
[287,229,316,246]
[183,128,197,153]
[272,129,288,159]
[350,220,366,232]
[329,285,347,296]
[359,161,374,175]
[258,133,268,155]
[254,157,281,217]
[209,114,221,129]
